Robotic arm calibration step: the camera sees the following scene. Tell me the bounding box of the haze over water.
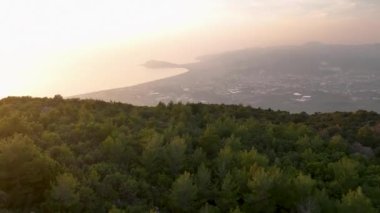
[1,0,380,98]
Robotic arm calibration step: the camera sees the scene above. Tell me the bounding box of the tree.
[328,157,360,194]
[0,134,59,209]
[216,146,234,179]
[170,172,198,212]
[294,173,319,213]
[357,126,376,147]
[164,137,187,176]
[47,173,79,211]
[53,94,63,100]
[48,144,75,166]
[0,114,31,138]
[217,173,239,210]
[238,148,269,169]
[1,96,380,212]
[199,129,221,158]
[338,187,375,213]
[199,203,220,213]
[328,135,348,152]
[196,164,213,204]
[141,132,165,175]
[101,136,125,163]
[246,165,290,212]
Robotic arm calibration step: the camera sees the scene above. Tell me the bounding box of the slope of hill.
[142,60,183,69]
[76,43,380,113]
[0,97,380,212]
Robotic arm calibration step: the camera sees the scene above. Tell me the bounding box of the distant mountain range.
[75,43,380,113]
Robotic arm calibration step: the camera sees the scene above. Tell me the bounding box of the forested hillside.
[1,96,380,212]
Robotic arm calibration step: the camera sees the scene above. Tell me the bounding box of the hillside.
[0,97,380,212]
[76,43,380,113]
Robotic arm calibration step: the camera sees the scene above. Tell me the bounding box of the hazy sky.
[1,0,380,97]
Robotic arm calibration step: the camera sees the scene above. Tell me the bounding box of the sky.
[1,0,380,98]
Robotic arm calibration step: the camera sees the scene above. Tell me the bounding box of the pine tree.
[170,172,198,212]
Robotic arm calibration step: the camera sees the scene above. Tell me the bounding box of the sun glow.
[0,0,221,97]
[1,0,380,98]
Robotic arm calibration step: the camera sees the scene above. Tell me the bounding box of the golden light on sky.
[1,0,380,97]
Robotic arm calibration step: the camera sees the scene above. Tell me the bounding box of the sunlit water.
[0,42,193,99]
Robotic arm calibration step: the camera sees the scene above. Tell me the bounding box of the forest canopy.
[0,97,380,212]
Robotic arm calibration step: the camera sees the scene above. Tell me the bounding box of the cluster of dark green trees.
[0,96,380,212]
